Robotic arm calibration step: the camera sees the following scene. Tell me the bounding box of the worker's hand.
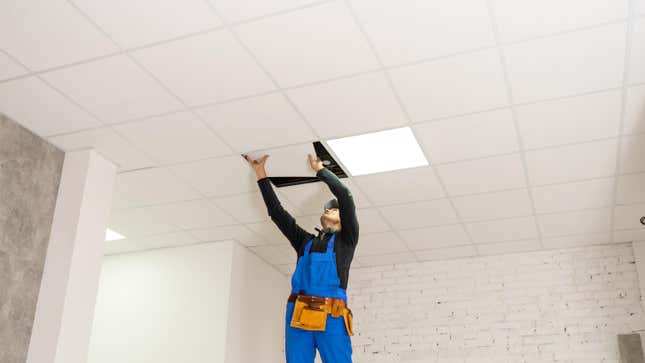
[308,154,324,173]
[244,154,269,180]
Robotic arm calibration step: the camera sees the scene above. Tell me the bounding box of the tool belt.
[287,293,354,336]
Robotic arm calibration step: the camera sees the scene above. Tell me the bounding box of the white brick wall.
[347,243,645,363]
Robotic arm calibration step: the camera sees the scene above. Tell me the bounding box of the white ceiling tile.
[399,224,471,250]
[197,93,314,152]
[639,0,645,15]
[112,167,201,209]
[532,178,615,214]
[354,231,409,256]
[48,127,155,171]
[378,199,458,230]
[436,154,526,196]
[525,139,617,186]
[0,77,100,136]
[629,18,645,85]
[0,51,27,80]
[132,31,276,106]
[169,155,257,197]
[453,189,533,222]
[620,134,645,174]
[624,85,645,135]
[113,112,232,164]
[356,252,417,267]
[188,225,265,246]
[466,216,538,244]
[130,231,199,250]
[235,1,379,87]
[617,173,645,204]
[390,49,508,121]
[286,72,407,139]
[356,208,391,234]
[542,232,612,249]
[352,166,444,206]
[245,143,317,177]
[477,239,541,256]
[41,55,183,123]
[614,203,645,230]
[148,199,237,230]
[104,238,143,255]
[414,109,518,163]
[212,0,318,22]
[415,245,477,261]
[249,245,293,265]
[490,0,628,42]
[504,23,626,103]
[246,220,297,245]
[614,229,645,243]
[109,206,180,238]
[213,192,302,224]
[279,178,370,214]
[538,208,612,237]
[71,0,221,48]
[0,0,117,70]
[350,0,495,66]
[516,90,622,149]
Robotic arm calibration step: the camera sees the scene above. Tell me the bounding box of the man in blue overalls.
[245,153,359,363]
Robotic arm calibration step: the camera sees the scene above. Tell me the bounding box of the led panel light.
[105,228,125,241]
[327,127,428,176]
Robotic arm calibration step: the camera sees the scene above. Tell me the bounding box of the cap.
[323,198,339,210]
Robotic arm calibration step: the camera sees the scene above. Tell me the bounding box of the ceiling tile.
[71,0,220,48]
[104,231,199,255]
[356,252,417,267]
[245,220,295,246]
[624,85,645,135]
[356,208,391,234]
[542,232,612,249]
[213,191,302,224]
[620,134,645,174]
[639,0,645,15]
[112,167,201,209]
[197,93,314,152]
[147,199,237,230]
[278,178,370,214]
[399,224,470,250]
[414,109,518,164]
[350,0,495,65]
[352,166,444,206]
[378,199,458,230]
[538,208,612,237]
[0,0,117,70]
[614,203,645,230]
[614,229,645,243]
[0,77,100,136]
[188,225,265,246]
[354,231,409,256]
[275,263,296,275]
[249,245,293,265]
[41,55,183,123]
[235,1,379,87]
[109,206,180,238]
[113,111,232,164]
[48,127,155,171]
[211,0,318,22]
[504,23,626,103]
[0,51,27,80]
[466,216,538,244]
[477,239,540,256]
[452,189,533,222]
[516,90,622,149]
[630,18,645,85]
[132,31,276,106]
[245,143,317,177]
[617,173,645,204]
[169,155,257,197]
[490,0,628,42]
[532,178,615,214]
[525,139,617,186]
[415,245,477,261]
[436,154,526,196]
[286,72,407,139]
[390,49,508,121]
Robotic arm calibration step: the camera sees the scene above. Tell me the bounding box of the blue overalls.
[285,233,353,363]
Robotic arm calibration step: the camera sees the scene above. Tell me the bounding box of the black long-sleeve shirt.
[257,167,359,290]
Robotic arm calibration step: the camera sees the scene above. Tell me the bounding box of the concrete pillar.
[26,150,116,363]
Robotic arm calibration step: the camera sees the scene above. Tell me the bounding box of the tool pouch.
[343,308,354,336]
[290,298,327,331]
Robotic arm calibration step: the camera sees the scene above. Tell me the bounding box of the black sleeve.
[316,168,359,245]
[257,177,314,254]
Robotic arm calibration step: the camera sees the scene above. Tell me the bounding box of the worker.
[245,153,358,363]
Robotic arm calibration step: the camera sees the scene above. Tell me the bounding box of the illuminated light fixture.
[105,228,125,241]
[326,127,428,176]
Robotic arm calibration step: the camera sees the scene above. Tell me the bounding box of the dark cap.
[323,198,339,210]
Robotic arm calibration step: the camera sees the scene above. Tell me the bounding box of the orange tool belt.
[287,293,354,336]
